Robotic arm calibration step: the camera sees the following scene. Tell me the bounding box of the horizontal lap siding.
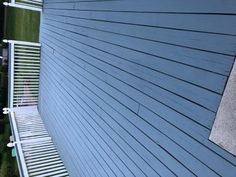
[39,0,236,176]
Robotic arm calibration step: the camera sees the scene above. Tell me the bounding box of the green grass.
[0,70,18,177]
[0,120,19,177]
[5,7,40,42]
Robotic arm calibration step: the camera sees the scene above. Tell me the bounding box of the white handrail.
[3,1,42,12]
[3,40,41,47]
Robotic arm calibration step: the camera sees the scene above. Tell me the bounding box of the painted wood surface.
[39,1,236,176]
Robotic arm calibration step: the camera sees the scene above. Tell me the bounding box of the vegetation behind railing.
[4,7,40,42]
[0,118,19,177]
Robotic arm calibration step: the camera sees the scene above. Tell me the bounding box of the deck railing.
[3,40,69,176]
[3,0,43,12]
[3,40,41,108]
[4,106,69,177]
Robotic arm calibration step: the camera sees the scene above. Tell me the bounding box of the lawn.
[4,7,40,42]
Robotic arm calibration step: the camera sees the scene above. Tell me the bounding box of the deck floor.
[12,106,69,177]
[39,1,236,177]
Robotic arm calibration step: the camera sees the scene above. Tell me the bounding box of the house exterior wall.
[39,1,236,176]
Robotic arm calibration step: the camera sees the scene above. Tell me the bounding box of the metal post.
[10,41,15,108]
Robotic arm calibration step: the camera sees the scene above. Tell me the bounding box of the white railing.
[4,106,69,177]
[4,40,41,108]
[3,40,69,176]
[3,0,43,12]
[2,40,69,176]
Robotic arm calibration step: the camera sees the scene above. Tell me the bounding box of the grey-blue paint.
[39,1,236,176]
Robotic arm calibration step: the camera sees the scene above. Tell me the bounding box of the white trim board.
[209,59,236,156]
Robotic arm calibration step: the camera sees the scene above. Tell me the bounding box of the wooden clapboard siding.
[38,0,236,176]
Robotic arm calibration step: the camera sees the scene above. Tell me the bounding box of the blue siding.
[39,1,236,176]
